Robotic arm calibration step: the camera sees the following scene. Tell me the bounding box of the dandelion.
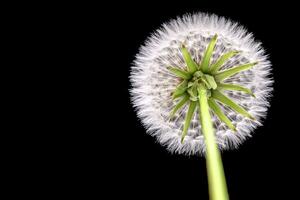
[130,13,273,200]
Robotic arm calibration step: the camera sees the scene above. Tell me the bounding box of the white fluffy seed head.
[130,13,273,156]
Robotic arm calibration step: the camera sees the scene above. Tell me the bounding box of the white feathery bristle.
[130,13,273,156]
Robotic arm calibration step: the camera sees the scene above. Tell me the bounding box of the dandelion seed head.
[130,13,273,155]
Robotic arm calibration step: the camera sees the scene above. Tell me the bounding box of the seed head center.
[186,70,216,101]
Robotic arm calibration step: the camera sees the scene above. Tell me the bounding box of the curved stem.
[198,85,229,200]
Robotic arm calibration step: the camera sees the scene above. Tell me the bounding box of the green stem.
[198,85,229,200]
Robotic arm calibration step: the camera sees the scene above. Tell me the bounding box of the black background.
[53,1,299,199]
[5,1,300,199]
[96,2,298,200]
